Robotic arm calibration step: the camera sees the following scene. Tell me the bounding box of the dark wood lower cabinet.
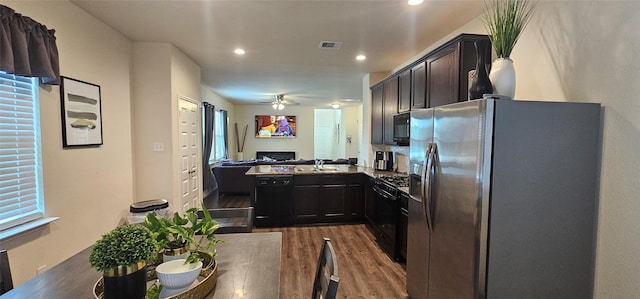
[292,185,321,223]
[323,185,347,220]
[346,183,364,218]
[290,174,364,225]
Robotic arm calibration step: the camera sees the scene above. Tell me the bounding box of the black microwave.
[393,113,410,146]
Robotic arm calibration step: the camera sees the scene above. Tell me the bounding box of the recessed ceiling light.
[234,48,245,55]
[408,0,424,5]
[356,55,366,61]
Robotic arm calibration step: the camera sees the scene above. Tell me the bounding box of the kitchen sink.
[316,167,338,171]
[294,166,339,172]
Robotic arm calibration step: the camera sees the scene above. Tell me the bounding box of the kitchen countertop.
[245,164,410,194]
[399,186,409,194]
[245,164,406,178]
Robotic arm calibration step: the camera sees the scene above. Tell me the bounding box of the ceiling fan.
[258,94,299,110]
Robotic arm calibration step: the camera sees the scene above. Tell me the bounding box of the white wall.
[233,105,315,160]
[2,1,135,285]
[132,43,202,211]
[132,43,173,204]
[169,46,202,209]
[385,1,640,296]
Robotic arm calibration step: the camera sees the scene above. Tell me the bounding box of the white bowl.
[155,259,202,289]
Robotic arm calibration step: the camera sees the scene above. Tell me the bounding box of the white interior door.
[178,98,201,212]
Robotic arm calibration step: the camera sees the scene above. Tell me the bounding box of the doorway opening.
[314,109,344,160]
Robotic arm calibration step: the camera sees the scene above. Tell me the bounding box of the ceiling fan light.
[278,103,285,110]
[331,103,340,109]
[272,103,278,109]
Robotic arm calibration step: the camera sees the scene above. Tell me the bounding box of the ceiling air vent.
[319,41,343,49]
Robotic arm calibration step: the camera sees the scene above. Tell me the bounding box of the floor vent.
[319,41,343,49]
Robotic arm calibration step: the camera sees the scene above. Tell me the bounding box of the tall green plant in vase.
[483,0,536,98]
[145,206,221,267]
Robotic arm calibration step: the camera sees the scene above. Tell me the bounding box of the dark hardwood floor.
[255,224,408,298]
[210,194,253,208]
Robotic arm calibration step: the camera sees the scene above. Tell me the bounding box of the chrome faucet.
[314,159,324,170]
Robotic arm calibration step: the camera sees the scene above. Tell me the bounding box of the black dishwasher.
[255,176,294,227]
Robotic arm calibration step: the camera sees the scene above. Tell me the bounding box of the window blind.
[0,71,44,232]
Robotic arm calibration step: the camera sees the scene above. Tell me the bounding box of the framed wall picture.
[59,76,103,147]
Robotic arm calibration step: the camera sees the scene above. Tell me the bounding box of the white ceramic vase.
[237,152,244,161]
[489,58,516,99]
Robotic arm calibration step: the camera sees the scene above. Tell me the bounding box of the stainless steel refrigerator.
[407,99,600,299]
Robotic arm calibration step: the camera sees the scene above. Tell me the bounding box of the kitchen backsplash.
[371,145,409,173]
[392,146,409,174]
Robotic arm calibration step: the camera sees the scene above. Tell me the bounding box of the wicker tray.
[93,253,218,299]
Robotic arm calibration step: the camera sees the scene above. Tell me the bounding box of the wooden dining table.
[0,232,282,299]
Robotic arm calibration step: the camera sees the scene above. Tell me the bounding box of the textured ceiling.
[71,0,485,107]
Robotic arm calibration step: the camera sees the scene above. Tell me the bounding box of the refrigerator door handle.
[424,143,435,232]
[426,143,438,231]
[421,143,432,231]
[420,143,430,203]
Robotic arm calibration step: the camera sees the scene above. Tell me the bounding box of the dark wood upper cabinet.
[411,61,426,109]
[370,34,490,144]
[370,84,383,144]
[398,69,411,113]
[383,77,398,145]
[426,44,458,108]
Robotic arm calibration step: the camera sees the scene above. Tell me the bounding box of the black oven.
[373,178,400,260]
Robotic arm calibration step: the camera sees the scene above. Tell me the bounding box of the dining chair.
[197,207,254,234]
[0,250,13,295]
[312,238,339,299]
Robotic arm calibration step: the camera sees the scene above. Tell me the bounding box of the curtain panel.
[221,109,229,159]
[0,5,60,85]
[202,102,218,202]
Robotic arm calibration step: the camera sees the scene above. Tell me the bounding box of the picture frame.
[59,76,103,147]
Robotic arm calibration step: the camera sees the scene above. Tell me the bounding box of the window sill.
[0,217,60,242]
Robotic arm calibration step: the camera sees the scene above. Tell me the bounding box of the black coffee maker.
[373,151,394,171]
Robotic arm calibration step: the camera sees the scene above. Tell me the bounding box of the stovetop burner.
[379,175,409,188]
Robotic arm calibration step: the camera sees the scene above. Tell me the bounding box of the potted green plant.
[145,206,221,266]
[89,224,158,299]
[483,0,536,98]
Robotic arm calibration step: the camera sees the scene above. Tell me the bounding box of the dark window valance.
[0,5,59,85]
